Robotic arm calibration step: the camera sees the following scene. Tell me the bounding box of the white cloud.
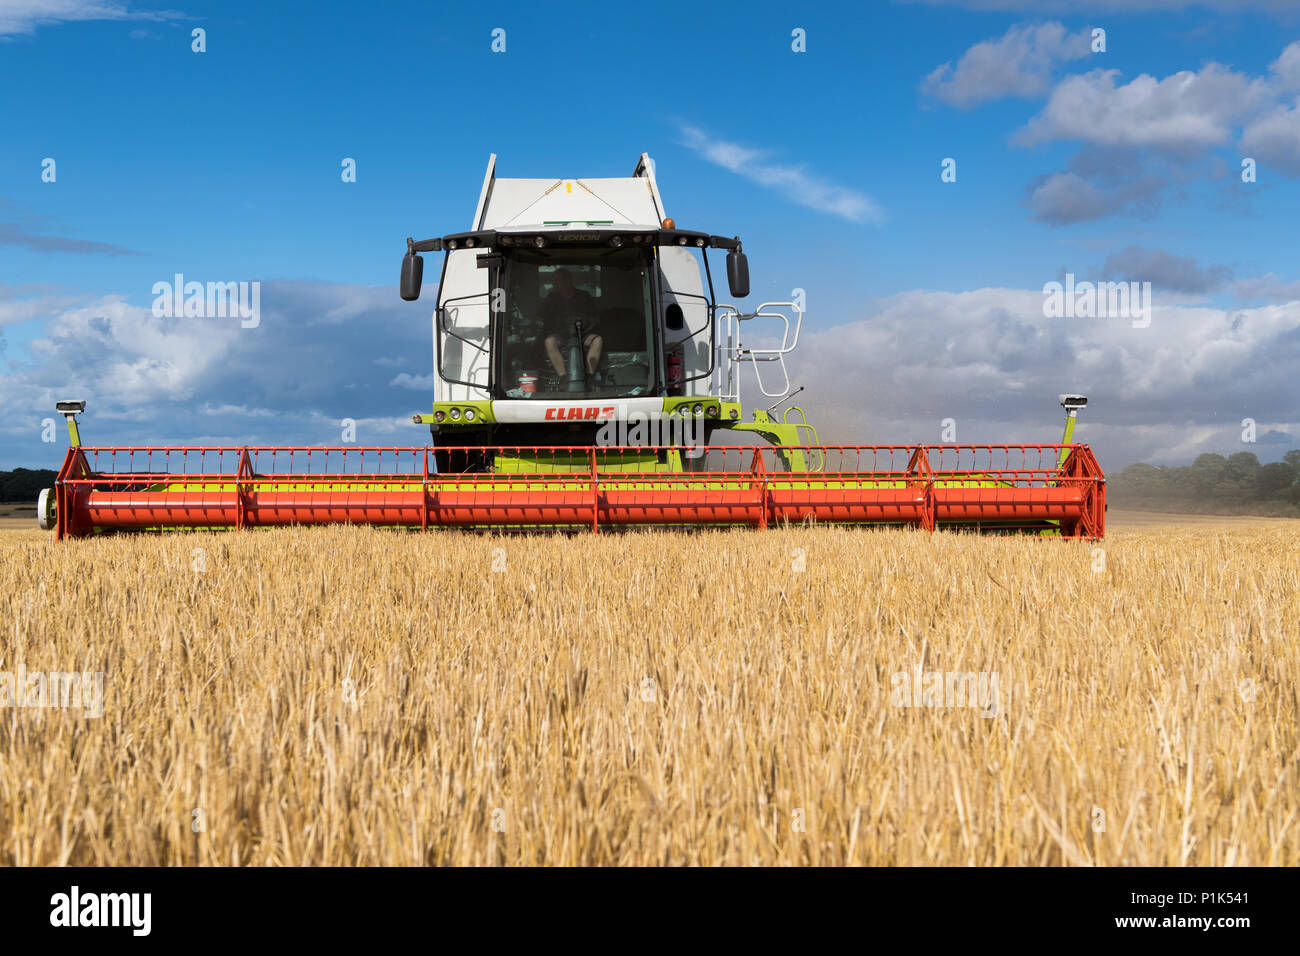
[1026,172,1110,224]
[199,403,278,418]
[1016,65,1271,149]
[1241,104,1300,176]
[923,22,1092,108]
[1270,41,1300,92]
[1102,246,1231,293]
[678,125,884,224]
[0,280,431,462]
[1233,273,1300,301]
[0,1,184,38]
[0,283,83,326]
[1016,43,1300,161]
[26,295,235,407]
[1011,46,1300,220]
[779,287,1300,467]
[390,372,435,390]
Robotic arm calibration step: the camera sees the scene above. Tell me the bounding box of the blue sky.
[3,0,1300,470]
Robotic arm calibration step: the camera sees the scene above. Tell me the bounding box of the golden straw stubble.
[0,517,1295,866]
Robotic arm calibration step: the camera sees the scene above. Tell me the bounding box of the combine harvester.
[39,154,1104,539]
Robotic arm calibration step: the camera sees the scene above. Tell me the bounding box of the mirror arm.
[407,236,444,254]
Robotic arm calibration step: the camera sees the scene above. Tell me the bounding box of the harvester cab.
[399,153,809,469]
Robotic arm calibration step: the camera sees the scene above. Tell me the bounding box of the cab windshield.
[496,246,656,399]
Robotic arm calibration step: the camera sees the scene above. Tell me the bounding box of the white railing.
[713,301,804,404]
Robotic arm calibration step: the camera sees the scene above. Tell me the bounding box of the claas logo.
[544,406,616,421]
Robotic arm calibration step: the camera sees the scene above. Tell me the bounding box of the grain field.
[1,520,1296,865]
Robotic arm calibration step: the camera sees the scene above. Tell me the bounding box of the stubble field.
[1,516,1296,865]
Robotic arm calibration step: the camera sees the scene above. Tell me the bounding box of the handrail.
[715,300,805,402]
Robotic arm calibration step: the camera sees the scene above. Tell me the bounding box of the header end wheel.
[37,488,54,531]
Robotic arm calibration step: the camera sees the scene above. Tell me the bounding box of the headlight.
[434,411,446,423]
[464,408,476,421]
[449,408,462,421]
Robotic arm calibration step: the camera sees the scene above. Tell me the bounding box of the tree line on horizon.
[0,468,57,504]
[1110,450,1300,516]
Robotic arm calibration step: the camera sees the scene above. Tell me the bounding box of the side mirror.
[400,254,424,301]
[726,249,750,299]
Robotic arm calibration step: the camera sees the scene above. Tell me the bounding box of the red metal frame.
[52,443,1105,540]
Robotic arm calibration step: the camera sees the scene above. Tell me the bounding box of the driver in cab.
[541,268,602,379]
